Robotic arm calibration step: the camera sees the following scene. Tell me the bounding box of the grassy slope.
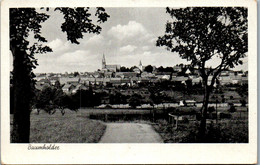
[11,110,106,143]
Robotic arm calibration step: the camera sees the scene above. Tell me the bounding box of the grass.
[153,115,248,143]
[11,109,106,143]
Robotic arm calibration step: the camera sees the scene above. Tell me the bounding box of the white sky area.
[10,8,248,73]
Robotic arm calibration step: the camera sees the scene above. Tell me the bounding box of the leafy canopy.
[157,7,248,83]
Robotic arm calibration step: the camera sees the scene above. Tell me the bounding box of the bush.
[240,99,246,107]
[181,120,248,143]
[153,119,248,143]
[229,105,237,113]
[208,106,215,113]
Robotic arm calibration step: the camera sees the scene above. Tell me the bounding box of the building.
[102,54,120,72]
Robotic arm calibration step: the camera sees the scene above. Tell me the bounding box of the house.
[155,72,172,80]
[192,77,202,85]
[110,78,122,86]
[173,65,182,72]
[171,76,189,83]
[133,67,141,74]
[185,68,192,75]
[122,72,139,78]
[37,78,50,85]
[62,84,76,94]
[59,77,79,85]
[49,77,60,85]
[219,75,232,85]
[34,74,46,81]
[71,84,88,94]
[179,100,196,107]
[35,82,51,91]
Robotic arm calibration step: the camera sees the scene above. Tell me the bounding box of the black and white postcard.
[1,0,257,164]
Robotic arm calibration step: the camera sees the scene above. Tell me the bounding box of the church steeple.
[102,53,106,69]
[139,60,143,71]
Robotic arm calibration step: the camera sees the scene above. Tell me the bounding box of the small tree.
[129,94,142,108]
[229,105,237,113]
[240,99,246,107]
[157,7,247,139]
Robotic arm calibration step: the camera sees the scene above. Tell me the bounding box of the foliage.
[109,92,128,104]
[156,7,248,136]
[229,105,237,113]
[144,65,154,73]
[119,66,133,72]
[153,120,248,143]
[208,106,215,113]
[72,89,102,107]
[240,99,247,107]
[10,7,110,142]
[156,66,174,73]
[129,94,142,108]
[236,83,248,97]
[34,83,70,115]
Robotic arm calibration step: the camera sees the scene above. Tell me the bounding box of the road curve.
[99,123,163,143]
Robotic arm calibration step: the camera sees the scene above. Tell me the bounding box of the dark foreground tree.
[157,7,247,140]
[129,94,142,108]
[10,7,109,142]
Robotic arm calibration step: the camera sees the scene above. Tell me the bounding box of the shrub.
[240,99,246,107]
[229,105,237,113]
[208,106,215,113]
[180,120,248,143]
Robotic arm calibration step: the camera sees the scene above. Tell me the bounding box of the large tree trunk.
[11,46,32,143]
[199,85,212,142]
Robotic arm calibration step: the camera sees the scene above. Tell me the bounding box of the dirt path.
[99,123,163,143]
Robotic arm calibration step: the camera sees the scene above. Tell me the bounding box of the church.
[102,54,121,72]
[101,54,143,73]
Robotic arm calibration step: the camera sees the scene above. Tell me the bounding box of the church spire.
[102,53,106,69]
[139,60,143,71]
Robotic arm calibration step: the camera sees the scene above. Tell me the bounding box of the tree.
[10,7,109,142]
[129,94,142,108]
[157,7,247,140]
[240,99,246,107]
[229,105,237,113]
[144,65,153,73]
[73,72,79,77]
[35,86,56,114]
[120,66,131,72]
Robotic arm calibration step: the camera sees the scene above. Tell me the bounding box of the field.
[11,109,106,143]
[10,105,248,143]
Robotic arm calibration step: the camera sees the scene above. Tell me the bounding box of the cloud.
[47,38,70,52]
[108,21,152,41]
[58,50,92,64]
[84,35,104,46]
[142,46,150,51]
[119,45,137,53]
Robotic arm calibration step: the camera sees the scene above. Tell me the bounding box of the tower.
[102,53,106,69]
[139,60,143,71]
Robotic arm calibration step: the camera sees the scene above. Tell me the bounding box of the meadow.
[10,105,248,143]
[11,109,106,143]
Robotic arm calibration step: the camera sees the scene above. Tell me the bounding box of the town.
[32,53,248,109]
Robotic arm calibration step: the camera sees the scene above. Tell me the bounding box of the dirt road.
[99,123,163,143]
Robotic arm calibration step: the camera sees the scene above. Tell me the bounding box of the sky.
[10,7,248,73]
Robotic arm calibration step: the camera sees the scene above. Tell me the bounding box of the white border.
[1,0,257,164]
